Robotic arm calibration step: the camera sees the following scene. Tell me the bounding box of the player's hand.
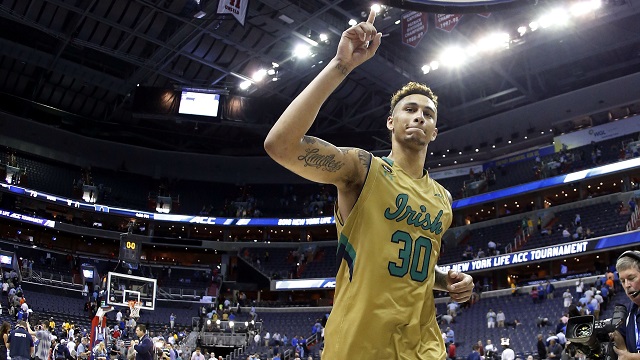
[335,9,382,71]
[446,270,474,303]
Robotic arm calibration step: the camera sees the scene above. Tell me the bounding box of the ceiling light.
[272,62,279,68]
[348,19,357,26]
[477,32,510,51]
[529,21,539,31]
[421,65,430,74]
[439,47,467,67]
[371,4,382,13]
[278,14,294,24]
[395,19,401,25]
[252,69,268,82]
[570,0,601,16]
[293,44,312,58]
[517,26,527,36]
[429,60,439,70]
[239,80,251,90]
[267,69,276,76]
[319,33,328,42]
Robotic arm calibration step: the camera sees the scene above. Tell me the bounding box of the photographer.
[610,250,640,360]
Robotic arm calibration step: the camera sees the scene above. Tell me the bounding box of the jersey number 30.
[388,230,432,282]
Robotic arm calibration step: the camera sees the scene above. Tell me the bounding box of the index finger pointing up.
[367,8,376,25]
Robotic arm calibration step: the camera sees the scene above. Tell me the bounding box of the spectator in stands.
[563,289,573,308]
[76,338,90,360]
[0,322,9,360]
[496,310,505,328]
[486,309,496,328]
[536,334,547,360]
[170,313,176,330]
[53,339,72,360]
[547,338,562,359]
[446,327,455,344]
[447,342,456,360]
[546,281,555,299]
[440,313,453,325]
[531,287,539,303]
[7,321,34,360]
[576,278,584,294]
[447,301,459,319]
[93,342,108,360]
[487,241,497,256]
[467,344,481,360]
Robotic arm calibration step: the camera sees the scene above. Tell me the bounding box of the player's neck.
[387,146,428,179]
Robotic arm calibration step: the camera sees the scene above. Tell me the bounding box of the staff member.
[132,325,153,360]
[611,250,640,360]
[7,321,34,360]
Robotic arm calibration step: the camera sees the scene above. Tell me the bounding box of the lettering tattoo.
[335,62,349,76]
[298,148,345,172]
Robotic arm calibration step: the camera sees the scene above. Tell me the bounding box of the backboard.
[106,272,157,311]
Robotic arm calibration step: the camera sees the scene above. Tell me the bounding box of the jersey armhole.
[335,152,373,227]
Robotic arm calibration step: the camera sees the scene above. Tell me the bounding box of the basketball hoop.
[128,300,142,319]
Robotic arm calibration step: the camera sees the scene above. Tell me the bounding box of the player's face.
[387,94,438,149]
[619,266,640,305]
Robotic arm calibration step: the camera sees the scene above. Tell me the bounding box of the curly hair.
[389,82,438,115]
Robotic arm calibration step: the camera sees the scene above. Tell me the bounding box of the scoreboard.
[119,236,142,263]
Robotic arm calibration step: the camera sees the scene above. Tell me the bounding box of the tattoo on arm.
[302,136,334,148]
[357,149,371,170]
[335,62,349,76]
[298,149,345,172]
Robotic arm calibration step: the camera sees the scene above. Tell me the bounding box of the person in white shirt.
[500,338,515,360]
[562,289,573,307]
[263,331,270,347]
[116,310,123,322]
[485,339,496,354]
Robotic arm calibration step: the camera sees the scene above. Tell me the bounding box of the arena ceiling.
[0,0,639,165]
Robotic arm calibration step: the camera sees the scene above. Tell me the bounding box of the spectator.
[467,344,481,360]
[546,281,555,299]
[531,287,539,303]
[447,301,458,318]
[496,310,505,328]
[536,334,547,360]
[558,289,571,309]
[446,327,455,345]
[547,338,562,359]
[93,342,108,360]
[485,339,496,354]
[486,309,496,329]
[447,342,456,360]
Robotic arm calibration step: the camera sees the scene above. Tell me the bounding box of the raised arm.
[264,10,382,188]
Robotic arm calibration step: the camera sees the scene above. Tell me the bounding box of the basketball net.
[128,300,141,319]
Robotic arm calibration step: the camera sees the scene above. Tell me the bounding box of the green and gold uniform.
[323,156,453,359]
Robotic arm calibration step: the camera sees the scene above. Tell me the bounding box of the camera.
[566,304,628,360]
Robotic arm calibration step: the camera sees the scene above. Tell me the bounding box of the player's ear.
[387,115,394,131]
[431,127,438,141]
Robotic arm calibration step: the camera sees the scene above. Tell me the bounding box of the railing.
[625,197,639,231]
[24,269,82,288]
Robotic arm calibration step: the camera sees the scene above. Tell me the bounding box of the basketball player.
[264,9,474,359]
